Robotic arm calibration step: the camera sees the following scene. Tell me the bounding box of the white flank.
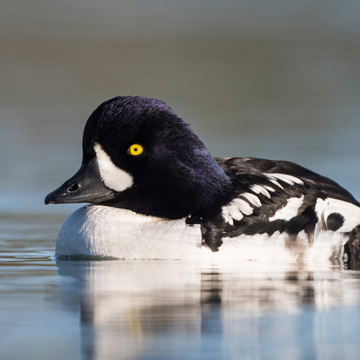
[265,173,304,186]
[212,230,345,266]
[269,195,304,221]
[315,198,360,232]
[250,184,271,198]
[94,143,133,192]
[207,232,291,263]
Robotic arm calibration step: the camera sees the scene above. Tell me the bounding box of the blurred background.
[1,0,360,214]
[2,3,360,359]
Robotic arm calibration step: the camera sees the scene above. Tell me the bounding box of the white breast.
[56,205,202,260]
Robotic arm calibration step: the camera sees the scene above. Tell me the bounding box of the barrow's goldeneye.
[45,96,360,265]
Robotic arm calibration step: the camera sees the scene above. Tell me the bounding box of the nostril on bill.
[67,184,80,192]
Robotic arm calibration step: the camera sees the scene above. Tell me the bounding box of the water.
[2,1,360,359]
[2,234,360,360]
[2,193,360,360]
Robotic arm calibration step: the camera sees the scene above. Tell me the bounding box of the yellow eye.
[128,144,144,156]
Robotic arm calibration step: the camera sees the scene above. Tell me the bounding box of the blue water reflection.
[1,210,360,359]
[55,260,360,360]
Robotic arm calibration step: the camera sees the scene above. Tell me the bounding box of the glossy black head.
[45,96,232,219]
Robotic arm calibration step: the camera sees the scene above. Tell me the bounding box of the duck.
[45,96,360,264]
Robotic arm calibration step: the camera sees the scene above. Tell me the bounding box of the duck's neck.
[103,156,233,219]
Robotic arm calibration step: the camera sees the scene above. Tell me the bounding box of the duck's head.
[45,96,232,219]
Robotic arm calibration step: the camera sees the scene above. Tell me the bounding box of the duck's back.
[198,157,360,264]
[217,157,358,204]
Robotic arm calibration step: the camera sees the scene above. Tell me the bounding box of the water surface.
[1,222,360,360]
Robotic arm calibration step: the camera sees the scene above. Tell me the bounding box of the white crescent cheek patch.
[94,143,134,192]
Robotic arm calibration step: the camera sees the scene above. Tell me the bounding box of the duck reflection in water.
[56,260,360,360]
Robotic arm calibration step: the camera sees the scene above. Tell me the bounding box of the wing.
[198,157,360,252]
[216,157,358,204]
